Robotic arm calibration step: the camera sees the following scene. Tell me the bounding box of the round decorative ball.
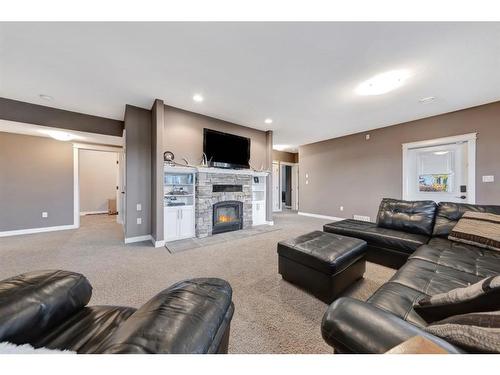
[163,151,175,162]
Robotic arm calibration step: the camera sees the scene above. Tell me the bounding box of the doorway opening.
[272,161,299,212]
[74,144,124,232]
[402,133,476,204]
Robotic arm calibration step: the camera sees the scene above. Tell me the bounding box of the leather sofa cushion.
[32,306,136,353]
[277,231,367,274]
[367,258,484,327]
[410,238,500,277]
[432,201,500,238]
[97,278,234,354]
[376,198,437,236]
[324,219,429,255]
[0,270,92,344]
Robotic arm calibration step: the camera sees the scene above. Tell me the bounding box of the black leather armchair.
[0,270,234,354]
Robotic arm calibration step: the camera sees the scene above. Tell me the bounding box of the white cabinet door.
[164,208,179,241]
[178,206,194,239]
[252,203,259,225]
[253,202,266,226]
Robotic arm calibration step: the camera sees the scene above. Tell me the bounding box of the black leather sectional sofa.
[0,270,234,354]
[322,198,500,353]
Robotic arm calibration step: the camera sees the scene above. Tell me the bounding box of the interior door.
[405,142,468,203]
[117,151,124,224]
[272,162,281,211]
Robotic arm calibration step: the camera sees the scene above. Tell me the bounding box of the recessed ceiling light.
[193,94,204,102]
[43,130,74,141]
[39,94,53,101]
[355,69,412,96]
[264,118,273,124]
[433,151,449,155]
[419,96,436,104]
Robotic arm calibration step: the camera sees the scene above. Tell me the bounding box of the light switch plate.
[42,212,48,218]
[482,175,494,183]
[136,218,142,225]
[136,203,142,211]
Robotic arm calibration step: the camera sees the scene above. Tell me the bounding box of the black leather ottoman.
[278,231,367,303]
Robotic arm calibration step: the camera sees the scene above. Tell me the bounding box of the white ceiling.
[1,22,500,151]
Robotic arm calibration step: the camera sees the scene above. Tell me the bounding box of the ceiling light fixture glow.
[355,69,412,96]
[44,130,74,141]
[433,151,449,155]
[264,118,273,124]
[39,94,53,101]
[419,96,436,104]
[193,94,204,102]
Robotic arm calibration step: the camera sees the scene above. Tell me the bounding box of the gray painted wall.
[0,132,74,231]
[79,149,118,213]
[124,105,152,239]
[163,105,268,169]
[0,97,124,137]
[272,150,298,163]
[299,101,500,221]
[151,99,164,243]
[265,130,273,221]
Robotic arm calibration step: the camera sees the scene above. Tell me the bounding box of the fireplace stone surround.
[196,171,253,238]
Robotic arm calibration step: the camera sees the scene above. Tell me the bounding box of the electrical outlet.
[482,175,494,183]
[305,180,309,185]
[136,218,142,225]
[42,212,48,218]
[353,215,371,222]
[136,203,142,211]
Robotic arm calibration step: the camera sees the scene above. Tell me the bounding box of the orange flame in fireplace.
[218,215,234,223]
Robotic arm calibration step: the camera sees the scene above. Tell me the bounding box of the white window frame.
[402,133,477,204]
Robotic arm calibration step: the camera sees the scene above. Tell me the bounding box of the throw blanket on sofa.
[449,211,500,251]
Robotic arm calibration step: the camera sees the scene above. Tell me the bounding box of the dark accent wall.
[273,150,298,163]
[0,132,74,231]
[299,101,500,220]
[0,97,124,136]
[124,105,152,239]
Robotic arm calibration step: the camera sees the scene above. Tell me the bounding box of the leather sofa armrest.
[96,278,234,354]
[321,297,463,354]
[0,270,92,344]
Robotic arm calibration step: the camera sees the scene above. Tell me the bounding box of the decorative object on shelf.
[200,152,208,167]
[164,151,175,163]
[181,157,190,165]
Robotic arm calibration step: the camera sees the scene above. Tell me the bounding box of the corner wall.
[299,101,500,221]
[124,105,152,240]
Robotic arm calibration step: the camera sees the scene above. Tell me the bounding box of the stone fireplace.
[195,170,253,238]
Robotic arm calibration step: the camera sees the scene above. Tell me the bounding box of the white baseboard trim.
[265,220,274,226]
[298,212,344,221]
[124,235,152,244]
[151,238,166,248]
[80,211,108,216]
[0,224,78,238]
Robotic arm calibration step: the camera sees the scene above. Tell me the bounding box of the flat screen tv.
[203,128,251,169]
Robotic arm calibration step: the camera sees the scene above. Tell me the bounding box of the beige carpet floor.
[0,211,395,353]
